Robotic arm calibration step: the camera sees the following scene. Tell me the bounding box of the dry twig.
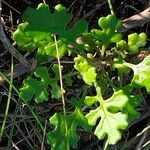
[121,7,150,32]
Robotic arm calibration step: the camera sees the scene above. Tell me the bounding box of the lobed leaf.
[91,110,127,145]
[128,32,147,54]
[85,86,140,144]
[124,55,150,92]
[13,3,88,58]
[63,72,74,87]
[20,65,61,103]
[118,33,147,54]
[91,15,122,48]
[112,57,130,74]
[122,95,141,122]
[47,107,91,149]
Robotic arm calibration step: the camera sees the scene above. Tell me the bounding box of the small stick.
[1,0,21,14]
[121,7,150,32]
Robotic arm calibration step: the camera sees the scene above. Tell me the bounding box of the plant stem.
[101,45,106,57]
[94,83,108,118]
[95,84,104,106]
[54,35,69,150]
[103,140,109,150]
[0,72,19,94]
[119,73,123,88]
[0,55,14,140]
[108,0,115,15]
[26,103,44,131]
[7,105,19,148]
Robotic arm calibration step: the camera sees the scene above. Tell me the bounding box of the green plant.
[12,2,150,149]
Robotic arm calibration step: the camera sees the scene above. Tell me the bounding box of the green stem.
[108,0,115,15]
[0,55,14,140]
[101,45,106,57]
[105,72,117,91]
[103,140,109,150]
[0,72,19,95]
[123,61,134,69]
[54,35,69,150]
[81,86,89,102]
[7,105,19,148]
[118,73,123,88]
[26,103,44,131]
[94,83,107,113]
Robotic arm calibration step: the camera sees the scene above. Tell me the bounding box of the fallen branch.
[121,7,150,32]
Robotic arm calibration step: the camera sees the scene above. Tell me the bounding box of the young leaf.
[20,65,61,103]
[117,33,147,54]
[128,33,147,54]
[78,33,99,51]
[91,15,122,48]
[47,107,91,149]
[112,57,130,74]
[74,54,97,85]
[13,3,88,57]
[84,86,140,145]
[124,55,150,92]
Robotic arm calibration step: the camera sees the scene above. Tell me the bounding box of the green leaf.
[44,39,68,58]
[84,86,140,145]
[91,15,122,48]
[117,40,129,50]
[47,107,91,149]
[123,95,141,122]
[124,55,150,92]
[64,72,74,87]
[88,109,127,145]
[20,65,61,103]
[78,33,99,51]
[117,33,147,55]
[128,32,147,54]
[50,64,62,99]
[13,3,88,57]
[74,54,97,85]
[12,22,37,51]
[112,57,130,74]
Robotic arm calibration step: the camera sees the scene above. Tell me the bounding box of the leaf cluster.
[12,2,150,149]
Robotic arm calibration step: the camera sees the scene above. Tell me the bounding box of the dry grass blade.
[121,125,150,150]
[1,0,21,14]
[41,120,47,150]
